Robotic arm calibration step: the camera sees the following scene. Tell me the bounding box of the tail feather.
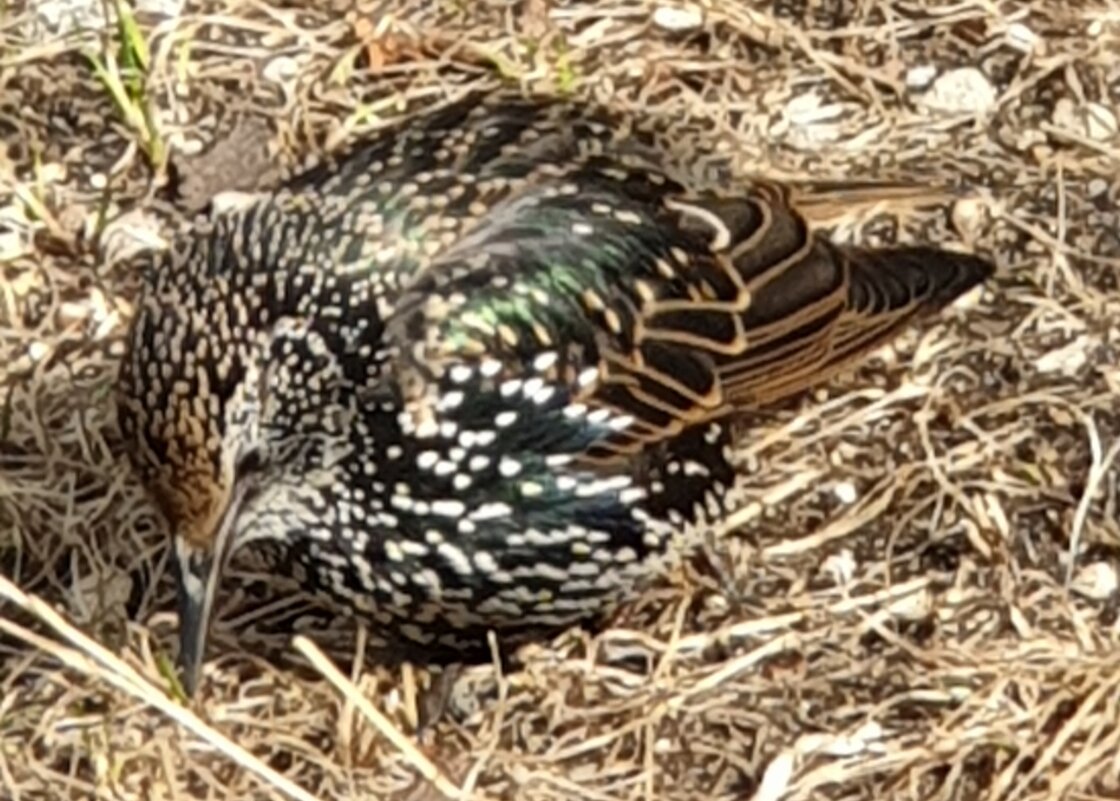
[844,245,994,316]
[722,244,993,408]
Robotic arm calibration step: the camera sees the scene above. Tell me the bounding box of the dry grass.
[3,0,1120,799]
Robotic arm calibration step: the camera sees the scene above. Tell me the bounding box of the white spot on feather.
[473,551,499,573]
[432,499,466,517]
[664,198,730,250]
[438,542,473,575]
[533,352,558,372]
[472,502,513,520]
[438,391,464,410]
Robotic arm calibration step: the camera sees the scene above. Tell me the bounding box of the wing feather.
[383,114,991,467]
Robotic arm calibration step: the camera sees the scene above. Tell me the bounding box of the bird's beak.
[173,485,245,697]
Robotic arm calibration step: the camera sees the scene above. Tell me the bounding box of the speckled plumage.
[117,91,993,689]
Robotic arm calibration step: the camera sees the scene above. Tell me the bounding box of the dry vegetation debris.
[2,0,1120,799]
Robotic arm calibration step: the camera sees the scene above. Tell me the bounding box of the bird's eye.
[235,448,264,478]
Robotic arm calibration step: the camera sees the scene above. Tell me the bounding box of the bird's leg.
[414,662,464,741]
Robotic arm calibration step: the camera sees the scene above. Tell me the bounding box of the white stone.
[1034,336,1090,376]
[26,0,107,39]
[262,55,301,85]
[919,67,997,115]
[26,0,181,40]
[833,481,858,504]
[652,5,703,32]
[1006,22,1038,53]
[905,65,937,90]
[1083,103,1118,141]
[26,341,49,362]
[1071,561,1118,601]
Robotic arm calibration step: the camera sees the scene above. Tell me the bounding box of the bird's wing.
[384,160,990,467]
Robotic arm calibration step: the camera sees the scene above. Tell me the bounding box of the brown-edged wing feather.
[710,237,994,408]
[383,159,992,466]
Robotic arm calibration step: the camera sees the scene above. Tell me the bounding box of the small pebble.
[27,342,49,362]
[919,67,997,115]
[833,481,858,505]
[262,55,300,85]
[905,65,937,90]
[1083,102,1118,141]
[1006,22,1038,53]
[652,4,703,32]
[1034,337,1089,376]
[951,194,991,244]
[1088,178,1109,198]
[1070,562,1118,601]
[26,0,106,39]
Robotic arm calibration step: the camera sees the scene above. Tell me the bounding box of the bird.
[116,89,994,695]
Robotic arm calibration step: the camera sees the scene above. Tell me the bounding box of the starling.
[116,91,993,694]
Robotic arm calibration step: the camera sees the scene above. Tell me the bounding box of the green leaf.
[115,0,150,73]
[156,651,189,704]
[554,45,577,95]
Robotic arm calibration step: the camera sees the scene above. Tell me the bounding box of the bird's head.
[120,297,366,695]
[156,456,254,698]
[116,193,385,694]
[118,330,270,695]
[116,279,317,695]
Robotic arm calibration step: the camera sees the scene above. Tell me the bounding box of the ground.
[2,1,1120,799]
